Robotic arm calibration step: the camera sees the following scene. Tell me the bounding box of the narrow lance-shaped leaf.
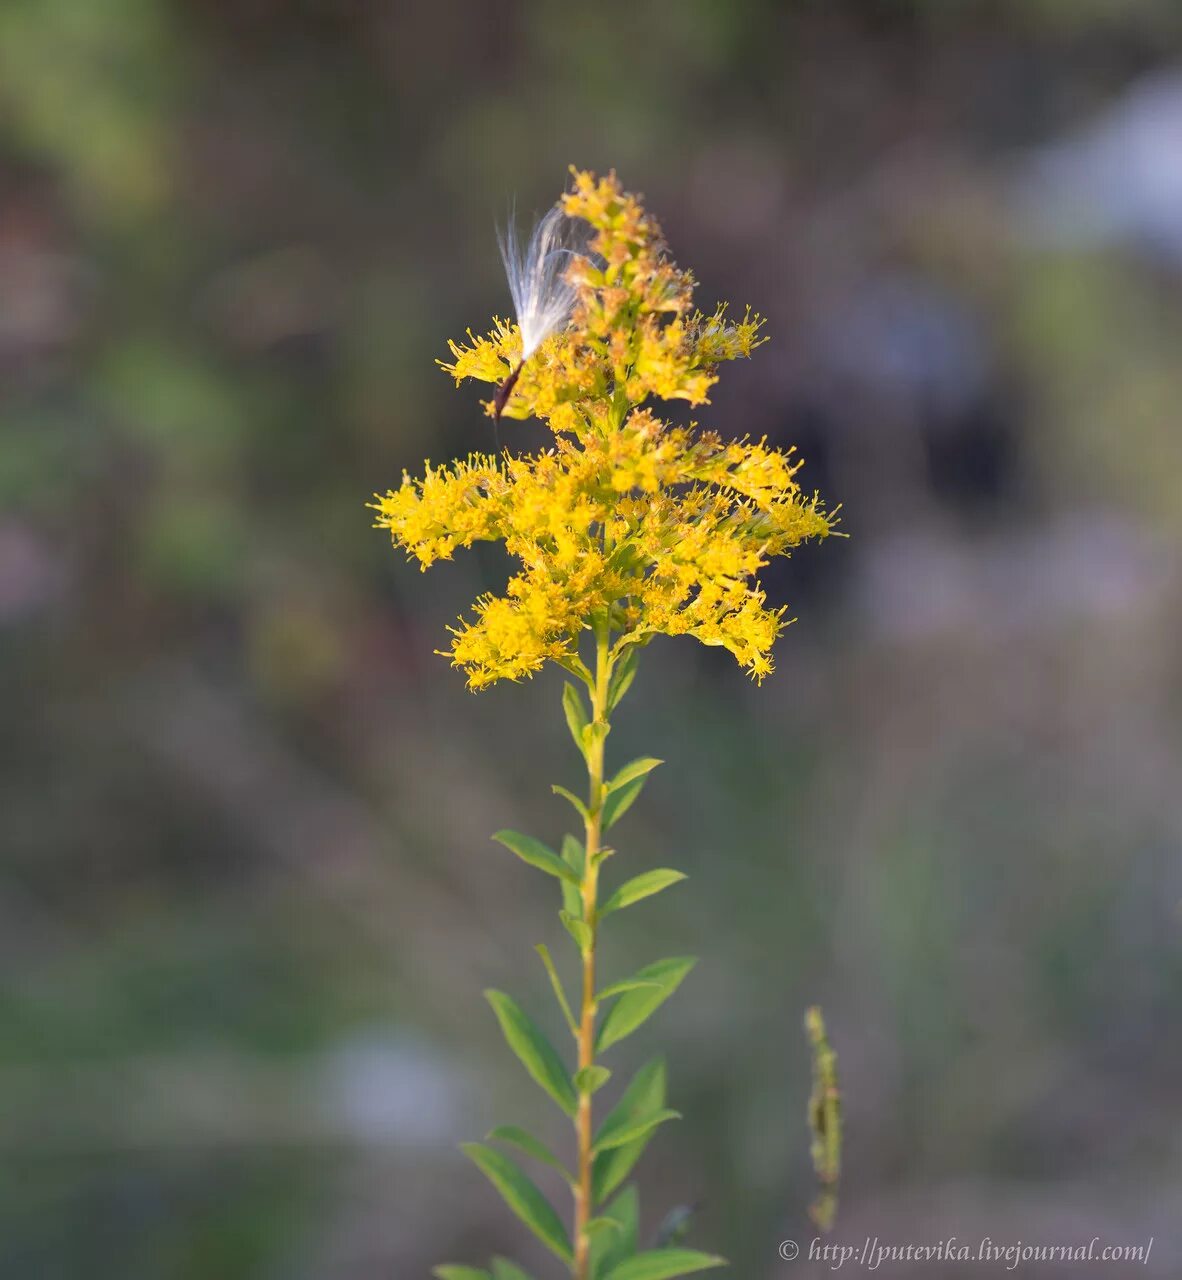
[584,1217,623,1238]
[554,651,594,691]
[602,1249,726,1280]
[485,990,578,1116]
[588,1184,640,1279]
[592,1059,666,1204]
[593,1107,681,1155]
[596,957,696,1053]
[552,784,590,822]
[534,943,577,1036]
[462,1143,573,1264]
[601,869,686,917]
[602,775,648,831]
[493,830,580,885]
[487,1125,575,1185]
[562,682,589,759]
[607,644,641,711]
[560,834,584,918]
[433,1267,490,1280]
[596,977,662,1002]
[561,910,592,953]
[491,1261,535,1280]
[605,757,662,793]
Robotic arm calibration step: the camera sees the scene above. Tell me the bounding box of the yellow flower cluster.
[375,170,833,688]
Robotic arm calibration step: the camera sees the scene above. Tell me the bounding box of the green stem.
[573,619,612,1279]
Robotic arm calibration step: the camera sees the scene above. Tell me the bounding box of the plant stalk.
[573,621,612,1279]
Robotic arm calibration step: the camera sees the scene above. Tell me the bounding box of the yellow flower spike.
[378,168,834,686]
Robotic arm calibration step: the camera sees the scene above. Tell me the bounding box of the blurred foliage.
[2,1,1182,1277]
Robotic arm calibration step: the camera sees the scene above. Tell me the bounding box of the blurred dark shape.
[814,275,990,422]
[0,522,66,625]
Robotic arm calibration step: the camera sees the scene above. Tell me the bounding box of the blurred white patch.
[1012,70,1182,267]
[855,514,1173,643]
[318,1031,468,1146]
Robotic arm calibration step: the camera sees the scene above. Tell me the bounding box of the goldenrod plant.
[375,170,835,1280]
[805,1007,841,1233]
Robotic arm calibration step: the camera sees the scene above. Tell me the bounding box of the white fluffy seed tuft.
[497,203,584,359]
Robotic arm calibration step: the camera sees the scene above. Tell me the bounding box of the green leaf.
[606,757,663,793]
[607,645,641,711]
[485,991,577,1116]
[561,835,584,918]
[602,1250,725,1280]
[493,831,580,886]
[589,1185,640,1280]
[563,682,590,758]
[554,652,594,689]
[487,1125,575,1185]
[593,1108,680,1155]
[602,777,647,831]
[534,943,577,1036]
[574,1064,612,1094]
[592,1060,666,1204]
[582,722,609,767]
[596,958,696,1053]
[561,910,593,953]
[552,784,590,822]
[596,978,662,1002]
[491,1261,534,1280]
[433,1268,490,1280]
[601,869,686,917]
[462,1143,573,1264]
[585,1216,622,1237]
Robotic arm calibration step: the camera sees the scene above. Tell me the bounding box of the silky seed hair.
[497,202,585,360]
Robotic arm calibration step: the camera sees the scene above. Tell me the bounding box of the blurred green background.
[2,1,1181,1276]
